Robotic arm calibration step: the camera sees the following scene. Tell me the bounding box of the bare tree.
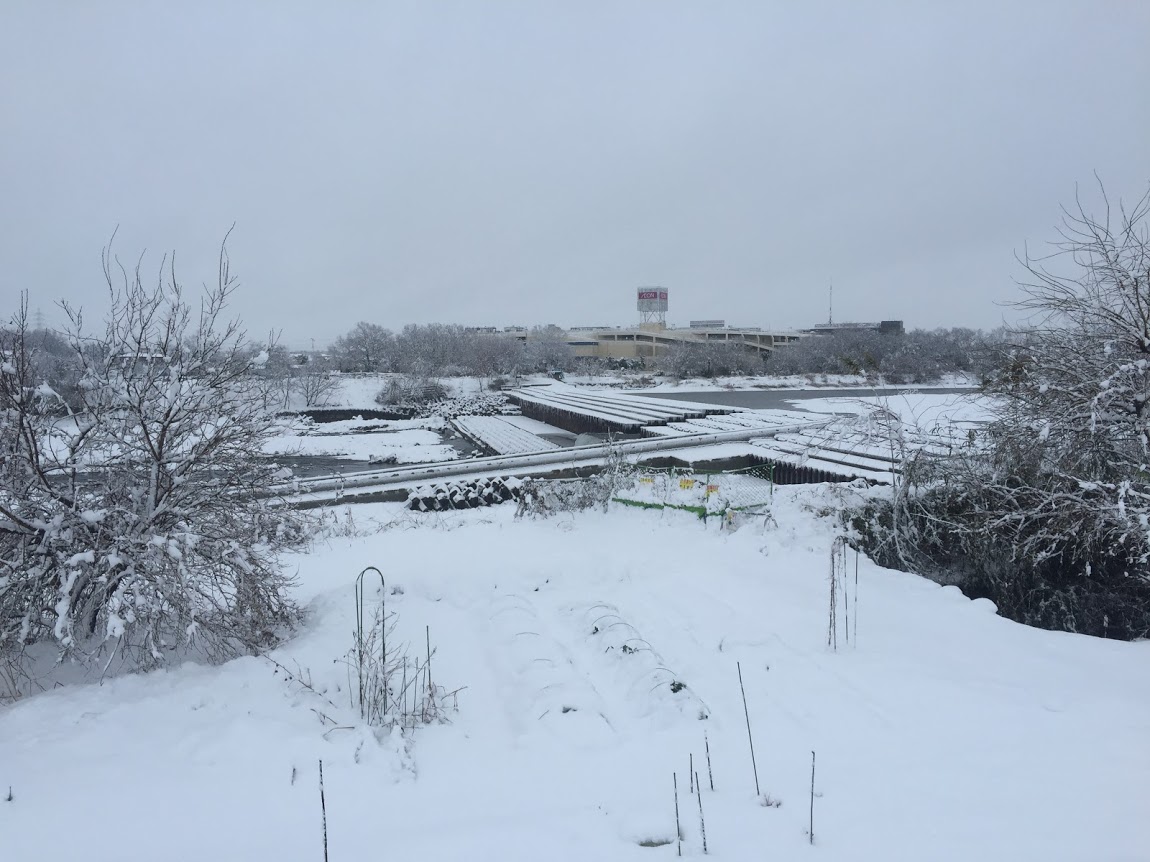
[331,322,395,372]
[857,180,1150,639]
[0,236,301,687]
[249,339,295,411]
[990,180,1150,481]
[296,356,339,408]
[524,325,574,373]
[659,341,764,379]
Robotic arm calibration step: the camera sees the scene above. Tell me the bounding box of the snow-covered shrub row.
[515,448,634,518]
[406,477,524,511]
[514,477,615,517]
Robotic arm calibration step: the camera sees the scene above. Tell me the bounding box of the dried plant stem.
[318,759,329,862]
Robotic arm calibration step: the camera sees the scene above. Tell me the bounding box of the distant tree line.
[654,327,996,382]
[326,321,994,384]
[328,323,572,377]
[762,327,996,382]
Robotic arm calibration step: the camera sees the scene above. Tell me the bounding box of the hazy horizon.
[2,1,1147,350]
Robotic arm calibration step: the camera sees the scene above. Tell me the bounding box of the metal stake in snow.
[695,770,708,854]
[737,661,760,796]
[318,759,329,862]
[689,753,694,793]
[705,731,715,791]
[673,772,682,857]
[842,541,849,644]
[809,750,816,846]
[854,548,859,644]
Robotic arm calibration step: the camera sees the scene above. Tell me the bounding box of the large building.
[804,320,905,336]
[566,323,805,360]
[491,287,808,362]
[479,288,902,363]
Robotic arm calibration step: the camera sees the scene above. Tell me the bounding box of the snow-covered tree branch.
[856,180,1150,639]
[0,236,302,681]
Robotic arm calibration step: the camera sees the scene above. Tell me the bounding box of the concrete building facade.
[496,323,807,362]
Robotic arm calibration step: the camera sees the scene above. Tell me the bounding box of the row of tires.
[406,476,525,511]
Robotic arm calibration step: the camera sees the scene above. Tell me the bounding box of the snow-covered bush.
[658,341,764,379]
[516,445,633,517]
[855,182,1150,639]
[0,240,302,684]
[375,375,447,407]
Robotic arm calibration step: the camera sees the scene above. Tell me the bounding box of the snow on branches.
[0,235,302,685]
[861,180,1150,639]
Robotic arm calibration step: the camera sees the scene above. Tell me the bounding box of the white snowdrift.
[0,488,1146,862]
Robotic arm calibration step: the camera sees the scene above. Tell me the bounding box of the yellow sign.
[706,484,720,496]
[679,478,696,490]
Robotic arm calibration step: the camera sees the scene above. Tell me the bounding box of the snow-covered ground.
[316,374,494,410]
[265,416,460,463]
[2,489,1146,861]
[788,391,997,429]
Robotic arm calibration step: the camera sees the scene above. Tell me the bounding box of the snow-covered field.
[2,489,1146,862]
[316,374,493,410]
[265,417,460,464]
[787,391,997,429]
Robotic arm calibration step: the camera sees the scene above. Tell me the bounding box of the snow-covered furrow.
[568,601,711,725]
[483,593,615,741]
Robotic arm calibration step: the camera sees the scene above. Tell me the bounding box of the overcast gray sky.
[2,1,1147,348]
